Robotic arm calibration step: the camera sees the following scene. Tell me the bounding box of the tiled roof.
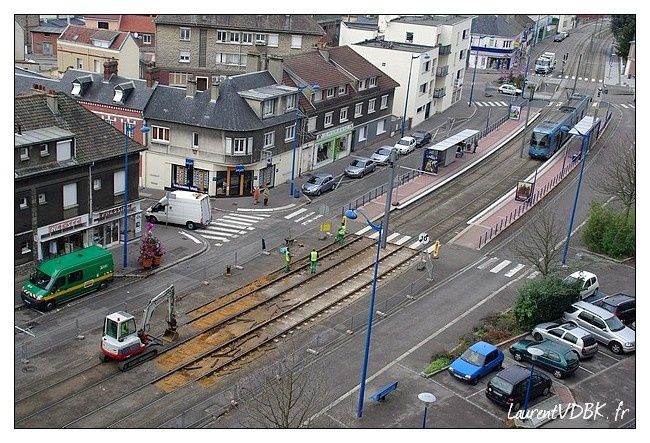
[119,15,156,34]
[471,15,525,37]
[14,92,146,178]
[143,71,295,131]
[154,15,324,36]
[283,51,351,90]
[40,17,85,28]
[328,46,399,90]
[59,25,129,51]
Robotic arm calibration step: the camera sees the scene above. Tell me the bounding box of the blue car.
[448,341,505,385]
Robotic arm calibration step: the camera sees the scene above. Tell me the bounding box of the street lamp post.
[560,125,592,266]
[290,84,320,197]
[418,392,436,428]
[522,347,544,415]
[345,208,382,419]
[468,35,486,107]
[401,54,429,137]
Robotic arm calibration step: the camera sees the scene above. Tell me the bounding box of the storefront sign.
[92,202,139,224]
[235,164,245,173]
[316,123,353,143]
[38,214,90,239]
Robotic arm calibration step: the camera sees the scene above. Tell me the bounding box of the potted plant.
[139,223,161,269]
[152,236,164,267]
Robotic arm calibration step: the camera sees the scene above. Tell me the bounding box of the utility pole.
[519,85,535,158]
[571,53,583,96]
[380,149,398,249]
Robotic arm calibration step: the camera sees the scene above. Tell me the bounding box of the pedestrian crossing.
[355,227,438,254]
[619,103,636,109]
[284,207,324,226]
[474,101,511,107]
[194,212,270,246]
[476,257,529,278]
[529,73,599,82]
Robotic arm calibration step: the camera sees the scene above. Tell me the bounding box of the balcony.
[436,66,449,77]
[433,88,446,98]
[438,44,452,56]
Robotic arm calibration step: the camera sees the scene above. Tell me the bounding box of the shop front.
[314,124,352,168]
[214,166,254,197]
[171,159,210,193]
[91,201,143,248]
[36,214,90,262]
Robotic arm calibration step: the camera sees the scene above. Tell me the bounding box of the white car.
[498,84,522,96]
[563,271,599,300]
[394,136,417,155]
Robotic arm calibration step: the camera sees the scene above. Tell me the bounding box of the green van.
[21,245,114,310]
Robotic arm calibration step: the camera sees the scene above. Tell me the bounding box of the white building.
[554,15,577,33]
[468,15,531,72]
[339,20,378,46]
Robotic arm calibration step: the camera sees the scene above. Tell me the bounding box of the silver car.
[563,301,635,354]
[371,146,398,166]
[344,158,376,178]
[301,173,336,196]
[532,322,598,359]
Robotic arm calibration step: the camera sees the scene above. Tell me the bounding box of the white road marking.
[408,240,422,249]
[179,231,201,244]
[475,102,484,107]
[211,221,250,231]
[597,350,621,361]
[386,232,401,241]
[489,260,511,273]
[195,228,237,237]
[477,257,498,270]
[629,104,635,109]
[220,216,253,226]
[205,223,246,234]
[499,101,508,106]
[303,214,323,225]
[285,208,307,219]
[232,213,268,221]
[294,211,315,222]
[368,231,380,240]
[200,234,230,242]
[528,270,540,279]
[504,264,526,277]
[591,78,596,82]
[214,243,222,247]
[394,235,412,245]
[620,104,629,109]
[571,76,576,80]
[487,102,497,106]
[579,366,596,375]
[592,102,598,107]
[355,226,372,236]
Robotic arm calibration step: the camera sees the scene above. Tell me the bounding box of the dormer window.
[359,79,367,90]
[369,77,377,88]
[113,89,124,103]
[339,85,347,95]
[71,83,82,96]
[40,144,49,157]
[286,94,296,111]
[113,82,134,104]
[326,88,335,98]
[263,99,275,117]
[20,147,29,161]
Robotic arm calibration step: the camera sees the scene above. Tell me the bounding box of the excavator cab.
[100,311,146,362]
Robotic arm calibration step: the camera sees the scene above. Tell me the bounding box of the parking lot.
[430,335,635,428]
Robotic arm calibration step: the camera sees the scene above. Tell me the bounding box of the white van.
[145,190,212,230]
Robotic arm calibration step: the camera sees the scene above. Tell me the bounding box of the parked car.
[486,365,552,411]
[563,271,599,299]
[394,136,417,155]
[497,84,522,96]
[532,322,598,359]
[301,173,336,196]
[448,341,504,385]
[509,339,580,379]
[344,157,376,178]
[554,32,568,42]
[591,293,636,327]
[370,146,398,166]
[411,131,432,148]
[563,301,636,354]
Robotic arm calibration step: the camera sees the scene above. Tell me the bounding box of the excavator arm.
[139,285,178,341]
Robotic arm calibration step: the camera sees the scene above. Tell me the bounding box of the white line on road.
[200,235,230,242]
[499,101,508,106]
[477,257,498,270]
[620,104,629,109]
[194,228,237,237]
[597,350,621,361]
[179,231,201,244]
[355,226,372,236]
[490,260,511,273]
[220,216,253,226]
[394,235,412,245]
[231,213,268,221]
[579,366,596,375]
[527,270,540,279]
[475,102,484,107]
[294,211,315,222]
[386,232,401,242]
[285,208,307,219]
[368,231,380,240]
[211,221,250,231]
[302,214,323,225]
[408,240,422,250]
[504,264,526,277]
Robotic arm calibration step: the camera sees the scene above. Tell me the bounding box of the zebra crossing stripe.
[571,76,576,80]
[285,208,307,219]
[210,222,248,232]
[592,102,598,107]
[528,271,540,279]
[394,235,412,245]
[355,225,372,235]
[195,228,237,237]
[294,211,315,222]
[620,104,628,109]
[475,102,484,107]
[220,216,254,226]
[206,223,246,234]
[591,78,596,82]
[490,260,511,273]
[200,234,230,242]
[630,104,635,109]
[233,213,268,221]
[368,231,380,240]
[214,243,222,247]
[487,102,497,106]
[564,75,569,79]
[302,214,323,225]
[478,257,499,270]
[499,101,508,106]
[425,243,436,254]
[408,240,422,250]
[504,264,526,278]
[386,232,401,242]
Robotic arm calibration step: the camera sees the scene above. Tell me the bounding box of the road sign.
[235,164,245,173]
[418,232,430,245]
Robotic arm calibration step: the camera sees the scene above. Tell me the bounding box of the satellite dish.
[133,32,139,38]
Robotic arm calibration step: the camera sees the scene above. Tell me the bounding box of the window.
[56,140,72,161]
[20,147,29,161]
[340,107,348,122]
[180,27,191,41]
[152,126,170,143]
[169,72,190,86]
[143,34,152,45]
[93,178,102,190]
[97,21,109,29]
[380,94,389,109]
[339,85,347,95]
[459,49,465,60]
[369,77,377,87]
[354,102,363,117]
[368,98,376,113]
[358,125,367,142]
[423,60,431,72]
[377,119,386,135]
[241,33,253,44]
[179,50,190,63]
[359,79,367,90]
[19,197,28,209]
[263,131,275,148]
[21,241,31,254]
[39,144,49,157]
[263,100,275,116]
[76,58,83,69]
[324,112,333,127]
[113,170,125,195]
[255,33,266,43]
[285,124,296,142]
[564,334,578,344]
[419,83,427,94]
[503,40,512,49]
[462,29,469,39]
[38,193,46,205]
[312,90,322,102]
[225,137,252,155]
[63,182,77,209]
[192,132,199,148]
[291,35,302,49]
[286,94,296,110]
[68,270,83,283]
[548,329,563,338]
[267,33,279,47]
[71,82,82,96]
[326,88,335,98]
[216,52,247,66]
[233,138,246,154]
[307,116,317,132]
[228,32,240,43]
[216,30,228,42]
[406,32,414,43]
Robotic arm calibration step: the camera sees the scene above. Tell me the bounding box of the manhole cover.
[22,365,37,373]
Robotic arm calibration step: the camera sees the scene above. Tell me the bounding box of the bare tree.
[591,144,635,221]
[514,209,564,276]
[237,343,327,428]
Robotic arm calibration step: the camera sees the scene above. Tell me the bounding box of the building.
[554,15,577,33]
[57,25,140,78]
[15,20,25,61]
[14,90,147,266]
[624,40,635,79]
[283,47,398,172]
[468,15,530,71]
[338,18,378,46]
[153,14,324,90]
[29,16,86,57]
[14,14,40,54]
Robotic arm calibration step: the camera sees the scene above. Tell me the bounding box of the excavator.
[100,284,178,371]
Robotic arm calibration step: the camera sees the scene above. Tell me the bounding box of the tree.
[582,202,635,259]
[611,15,636,59]
[237,344,327,428]
[591,145,635,221]
[513,209,564,276]
[513,276,581,330]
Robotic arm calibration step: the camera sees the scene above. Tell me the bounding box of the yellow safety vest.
[285,251,291,262]
[310,250,318,262]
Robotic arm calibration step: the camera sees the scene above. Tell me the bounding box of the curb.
[236,203,298,213]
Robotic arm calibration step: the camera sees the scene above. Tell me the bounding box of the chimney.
[267,55,284,84]
[103,58,118,81]
[319,49,330,61]
[46,90,60,115]
[144,64,159,88]
[210,80,220,102]
[186,78,197,98]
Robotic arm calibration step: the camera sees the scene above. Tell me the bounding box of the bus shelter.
[421,129,480,171]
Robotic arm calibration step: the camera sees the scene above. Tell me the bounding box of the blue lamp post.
[560,124,592,266]
[401,53,429,138]
[289,83,320,197]
[123,123,150,269]
[468,35,486,107]
[522,346,544,415]
[345,208,382,419]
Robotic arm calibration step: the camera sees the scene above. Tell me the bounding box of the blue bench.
[369,381,398,402]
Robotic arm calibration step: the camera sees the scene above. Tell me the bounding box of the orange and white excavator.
[100,285,178,371]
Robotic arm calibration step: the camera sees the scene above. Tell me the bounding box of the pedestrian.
[473,139,478,154]
[253,186,260,205]
[263,187,270,206]
[284,247,293,272]
[336,223,346,244]
[309,248,319,274]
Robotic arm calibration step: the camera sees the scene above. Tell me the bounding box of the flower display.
[139,223,163,260]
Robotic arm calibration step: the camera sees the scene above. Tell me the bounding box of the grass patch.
[424,355,452,375]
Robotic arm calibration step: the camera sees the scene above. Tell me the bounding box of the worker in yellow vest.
[336,223,346,244]
[310,248,319,274]
[284,248,293,272]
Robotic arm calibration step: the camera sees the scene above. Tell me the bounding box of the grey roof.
[15,126,75,148]
[144,71,295,131]
[155,14,324,36]
[31,25,65,34]
[15,69,61,96]
[471,15,526,37]
[343,20,378,30]
[238,84,297,101]
[391,15,474,27]
[354,38,434,53]
[90,29,120,43]
[40,17,85,28]
[15,66,50,78]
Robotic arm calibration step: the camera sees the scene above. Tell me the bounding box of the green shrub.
[513,276,580,330]
[583,202,635,259]
[424,355,452,375]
